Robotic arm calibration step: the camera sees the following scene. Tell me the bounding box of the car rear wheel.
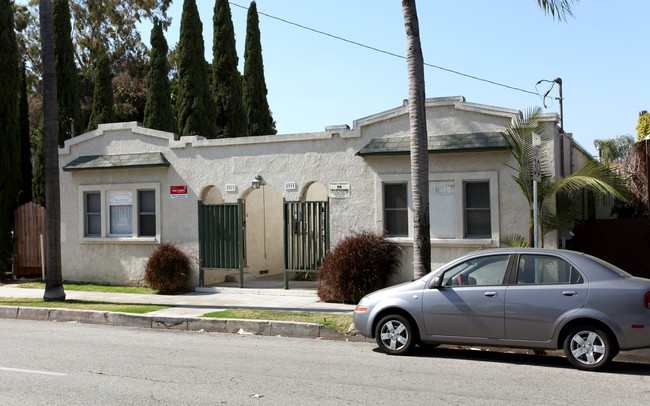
[563,325,614,371]
[375,315,415,355]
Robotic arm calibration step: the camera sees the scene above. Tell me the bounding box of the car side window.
[442,255,509,287]
[516,255,583,285]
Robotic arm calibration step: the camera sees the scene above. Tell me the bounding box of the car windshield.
[417,264,446,282]
[587,254,632,278]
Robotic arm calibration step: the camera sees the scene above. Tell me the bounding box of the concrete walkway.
[0,283,354,318]
[0,281,359,341]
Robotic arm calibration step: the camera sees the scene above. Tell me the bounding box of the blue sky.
[146,1,647,156]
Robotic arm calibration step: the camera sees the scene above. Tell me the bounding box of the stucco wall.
[58,97,568,287]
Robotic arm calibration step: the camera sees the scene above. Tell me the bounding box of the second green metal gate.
[198,200,245,287]
[283,200,330,289]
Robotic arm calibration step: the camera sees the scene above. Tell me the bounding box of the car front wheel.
[375,315,415,355]
[563,325,614,371]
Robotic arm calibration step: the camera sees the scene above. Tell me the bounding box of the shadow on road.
[372,345,650,375]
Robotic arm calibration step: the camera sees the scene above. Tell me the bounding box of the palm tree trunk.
[40,0,65,301]
[402,0,430,279]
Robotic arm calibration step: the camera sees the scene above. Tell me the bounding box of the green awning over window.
[357,132,509,157]
[62,152,170,172]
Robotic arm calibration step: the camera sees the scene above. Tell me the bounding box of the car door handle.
[562,291,577,296]
[484,292,498,297]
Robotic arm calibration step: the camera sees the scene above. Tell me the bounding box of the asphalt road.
[1,319,649,405]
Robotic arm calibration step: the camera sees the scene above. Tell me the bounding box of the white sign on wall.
[329,182,350,199]
[225,184,237,193]
[285,182,297,191]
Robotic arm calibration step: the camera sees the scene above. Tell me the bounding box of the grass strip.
[16,282,156,294]
[0,298,169,314]
[203,308,354,334]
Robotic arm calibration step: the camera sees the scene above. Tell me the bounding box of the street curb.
[0,306,369,342]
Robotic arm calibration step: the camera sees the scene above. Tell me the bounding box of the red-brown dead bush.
[144,243,192,294]
[317,231,402,304]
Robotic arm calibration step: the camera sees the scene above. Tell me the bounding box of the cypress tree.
[32,123,46,207]
[53,0,81,145]
[177,0,215,138]
[0,0,21,262]
[212,0,246,138]
[86,49,115,132]
[242,1,276,136]
[143,19,177,133]
[19,62,33,205]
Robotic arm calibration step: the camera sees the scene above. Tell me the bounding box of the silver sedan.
[353,248,650,371]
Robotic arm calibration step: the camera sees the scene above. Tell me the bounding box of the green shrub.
[144,243,192,294]
[317,231,402,304]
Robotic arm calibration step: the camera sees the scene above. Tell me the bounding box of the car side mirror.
[429,276,442,289]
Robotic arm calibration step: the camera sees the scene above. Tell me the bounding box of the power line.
[230,2,539,97]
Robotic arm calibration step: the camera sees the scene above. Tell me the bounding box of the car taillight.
[646,292,650,309]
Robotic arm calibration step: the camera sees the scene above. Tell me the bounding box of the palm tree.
[40,0,66,301]
[401,0,578,278]
[503,107,627,247]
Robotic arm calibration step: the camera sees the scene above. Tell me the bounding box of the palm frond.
[536,0,578,21]
[500,234,529,248]
[551,161,628,200]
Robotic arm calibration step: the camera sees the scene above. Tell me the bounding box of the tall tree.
[594,135,635,163]
[40,0,66,301]
[401,0,429,279]
[86,48,115,132]
[637,112,650,142]
[212,0,246,138]
[401,0,578,278]
[242,1,276,136]
[53,0,81,145]
[19,62,33,205]
[16,1,171,139]
[52,0,81,145]
[0,0,21,264]
[68,0,171,75]
[143,19,177,133]
[32,125,46,207]
[177,0,215,138]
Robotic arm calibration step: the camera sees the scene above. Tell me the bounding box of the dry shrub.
[144,242,191,294]
[318,231,402,304]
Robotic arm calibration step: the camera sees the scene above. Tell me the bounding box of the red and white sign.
[170,185,188,199]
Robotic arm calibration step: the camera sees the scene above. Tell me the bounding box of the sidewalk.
[0,283,355,318]
[0,282,360,341]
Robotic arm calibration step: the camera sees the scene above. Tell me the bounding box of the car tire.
[562,325,614,371]
[375,314,415,355]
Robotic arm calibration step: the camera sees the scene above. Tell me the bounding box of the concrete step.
[224,272,256,283]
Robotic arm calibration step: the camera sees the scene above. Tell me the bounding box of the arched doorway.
[242,184,284,278]
[201,185,224,204]
[283,181,330,288]
[302,181,327,201]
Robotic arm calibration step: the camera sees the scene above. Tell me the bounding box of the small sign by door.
[329,182,350,199]
[170,185,188,199]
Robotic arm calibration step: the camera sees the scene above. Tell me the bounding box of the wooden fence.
[13,202,46,277]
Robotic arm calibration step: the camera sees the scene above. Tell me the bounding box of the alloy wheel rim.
[380,320,408,351]
[570,330,606,365]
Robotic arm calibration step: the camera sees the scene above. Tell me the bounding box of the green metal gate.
[283,200,330,289]
[198,200,245,287]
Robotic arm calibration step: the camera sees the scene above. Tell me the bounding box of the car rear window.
[587,255,632,278]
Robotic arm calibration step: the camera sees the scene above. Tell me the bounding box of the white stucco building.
[57,96,591,288]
